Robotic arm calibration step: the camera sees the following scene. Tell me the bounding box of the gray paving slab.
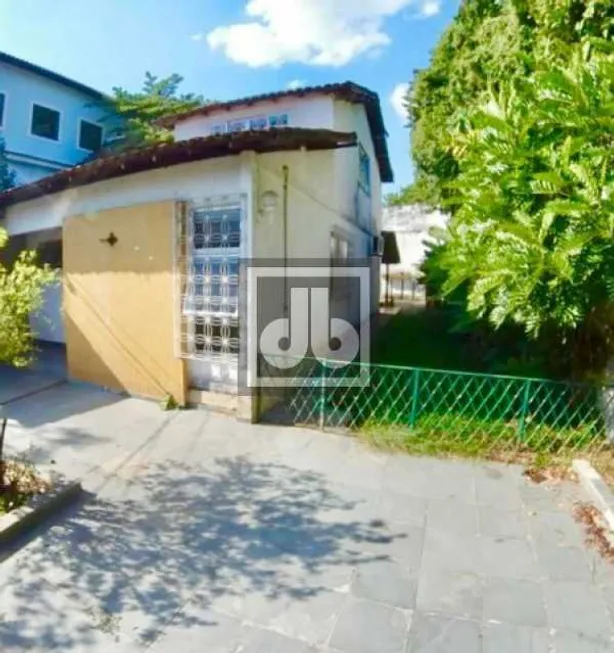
[415,567,483,619]
[0,380,613,652]
[482,623,551,653]
[478,534,540,579]
[328,597,411,653]
[482,577,547,627]
[425,498,478,537]
[421,529,482,575]
[552,630,614,652]
[351,559,419,609]
[544,580,614,640]
[477,506,530,539]
[535,542,593,581]
[238,626,315,653]
[406,612,481,653]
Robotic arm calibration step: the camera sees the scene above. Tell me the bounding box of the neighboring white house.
[0,82,393,415]
[382,203,447,296]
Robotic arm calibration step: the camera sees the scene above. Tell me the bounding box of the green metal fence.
[263,357,614,455]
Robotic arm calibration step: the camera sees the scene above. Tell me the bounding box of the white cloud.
[390,82,409,122]
[287,79,307,90]
[207,0,438,68]
[191,33,204,41]
[419,0,441,17]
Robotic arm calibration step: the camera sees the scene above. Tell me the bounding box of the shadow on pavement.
[0,454,407,650]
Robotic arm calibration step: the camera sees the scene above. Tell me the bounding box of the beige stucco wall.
[63,201,187,404]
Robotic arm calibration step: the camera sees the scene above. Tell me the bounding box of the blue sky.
[0,0,458,193]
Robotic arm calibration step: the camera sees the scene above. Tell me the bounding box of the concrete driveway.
[0,383,613,652]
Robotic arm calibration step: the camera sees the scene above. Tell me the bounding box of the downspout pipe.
[282,165,289,317]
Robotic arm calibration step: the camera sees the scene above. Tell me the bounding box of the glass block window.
[193,206,241,249]
[175,198,244,362]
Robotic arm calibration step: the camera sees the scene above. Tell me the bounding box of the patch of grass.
[372,307,472,370]
[372,306,546,378]
[355,417,609,469]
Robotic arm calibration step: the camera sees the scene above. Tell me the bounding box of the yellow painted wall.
[63,201,186,403]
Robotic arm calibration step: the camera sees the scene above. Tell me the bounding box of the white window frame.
[358,143,371,197]
[29,101,62,142]
[77,119,104,153]
[330,230,352,299]
[175,196,246,363]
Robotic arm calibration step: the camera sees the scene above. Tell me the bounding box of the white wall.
[173,96,335,141]
[2,157,248,236]
[333,100,382,235]
[253,148,375,336]
[383,204,448,274]
[24,228,65,343]
[2,156,252,387]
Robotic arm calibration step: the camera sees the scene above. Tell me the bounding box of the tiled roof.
[0,128,357,209]
[0,51,106,100]
[156,82,393,183]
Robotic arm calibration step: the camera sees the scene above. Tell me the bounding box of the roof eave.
[0,129,357,210]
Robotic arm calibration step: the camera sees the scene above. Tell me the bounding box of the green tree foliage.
[400,0,614,207]
[104,72,205,151]
[441,40,614,375]
[0,229,55,366]
[401,0,614,377]
[0,138,16,192]
[385,176,440,207]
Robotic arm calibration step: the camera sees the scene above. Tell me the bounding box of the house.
[382,203,447,299]
[0,51,111,186]
[0,82,393,418]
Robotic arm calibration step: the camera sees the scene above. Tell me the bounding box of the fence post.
[319,364,327,429]
[518,379,532,441]
[409,369,421,428]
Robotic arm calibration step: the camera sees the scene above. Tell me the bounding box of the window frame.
[0,92,6,129]
[358,143,371,197]
[29,102,62,142]
[77,119,104,153]
[329,231,352,299]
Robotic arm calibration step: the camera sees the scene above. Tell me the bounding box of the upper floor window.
[269,113,289,128]
[31,104,60,141]
[228,119,247,134]
[249,116,268,130]
[0,93,5,128]
[358,143,371,196]
[79,120,103,152]
[209,112,290,136]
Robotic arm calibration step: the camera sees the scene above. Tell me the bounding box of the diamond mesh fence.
[261,356,614,456]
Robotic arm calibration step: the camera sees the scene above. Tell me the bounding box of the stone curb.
[0,479,82,548]
[572,459,614,532]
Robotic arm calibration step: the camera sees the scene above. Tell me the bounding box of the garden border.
[573,459,614,532]
[0,478,82,548]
